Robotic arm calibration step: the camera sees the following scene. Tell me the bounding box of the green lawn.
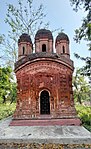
[0,102,16,120]
[0,102,91,132]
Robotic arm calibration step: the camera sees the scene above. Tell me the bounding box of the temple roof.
[56,32,69,43]
[18,33,32,43]
[35,29,53,40]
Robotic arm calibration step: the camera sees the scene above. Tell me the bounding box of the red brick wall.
[14,58,77,120]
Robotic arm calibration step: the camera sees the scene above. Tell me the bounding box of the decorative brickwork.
[14,60,76,119]
[12,29,81,125]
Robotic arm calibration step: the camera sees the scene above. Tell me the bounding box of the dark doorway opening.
[40,90,50,114]
[23,46,25,55]
[63,46,65,53]
[42,44,46,52]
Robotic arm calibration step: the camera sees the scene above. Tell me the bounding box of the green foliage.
[0,34,4,45]
[74,54,91,77]
[0,66,17,103]
[70,0,91,11]
[0,102,16,120]
[7,82,17,104]
[70,0,91,77]
[70,0,91,42]
[73,68,90,104]
[75,105,91,132]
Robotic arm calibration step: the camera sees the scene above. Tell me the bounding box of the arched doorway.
[40,90,50,114]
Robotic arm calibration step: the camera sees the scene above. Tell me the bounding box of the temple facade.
[11,29,81,126]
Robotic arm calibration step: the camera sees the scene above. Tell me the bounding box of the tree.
[1,0,49,67]
[0,66,16,103]
[70,0,91,77]
[0,34,5,62]
[73,68,90,104]
[8,82,17,104]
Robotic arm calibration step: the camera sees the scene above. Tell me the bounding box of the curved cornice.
[15,53,74,72]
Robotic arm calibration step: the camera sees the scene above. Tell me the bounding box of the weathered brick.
[12,30,81,126]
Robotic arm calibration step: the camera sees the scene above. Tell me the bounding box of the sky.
[0,0,90,69]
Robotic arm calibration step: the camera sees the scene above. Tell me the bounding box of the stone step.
[0,117,91,149]
[10,118,81,126]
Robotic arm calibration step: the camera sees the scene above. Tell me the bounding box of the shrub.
[0,102,16,120]
[75,105,91,132]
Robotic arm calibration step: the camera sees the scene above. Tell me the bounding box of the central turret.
[35,29,53,53]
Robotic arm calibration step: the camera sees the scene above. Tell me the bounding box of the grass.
[0,102,16,120]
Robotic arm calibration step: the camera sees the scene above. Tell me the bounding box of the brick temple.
[10,29,81,126]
